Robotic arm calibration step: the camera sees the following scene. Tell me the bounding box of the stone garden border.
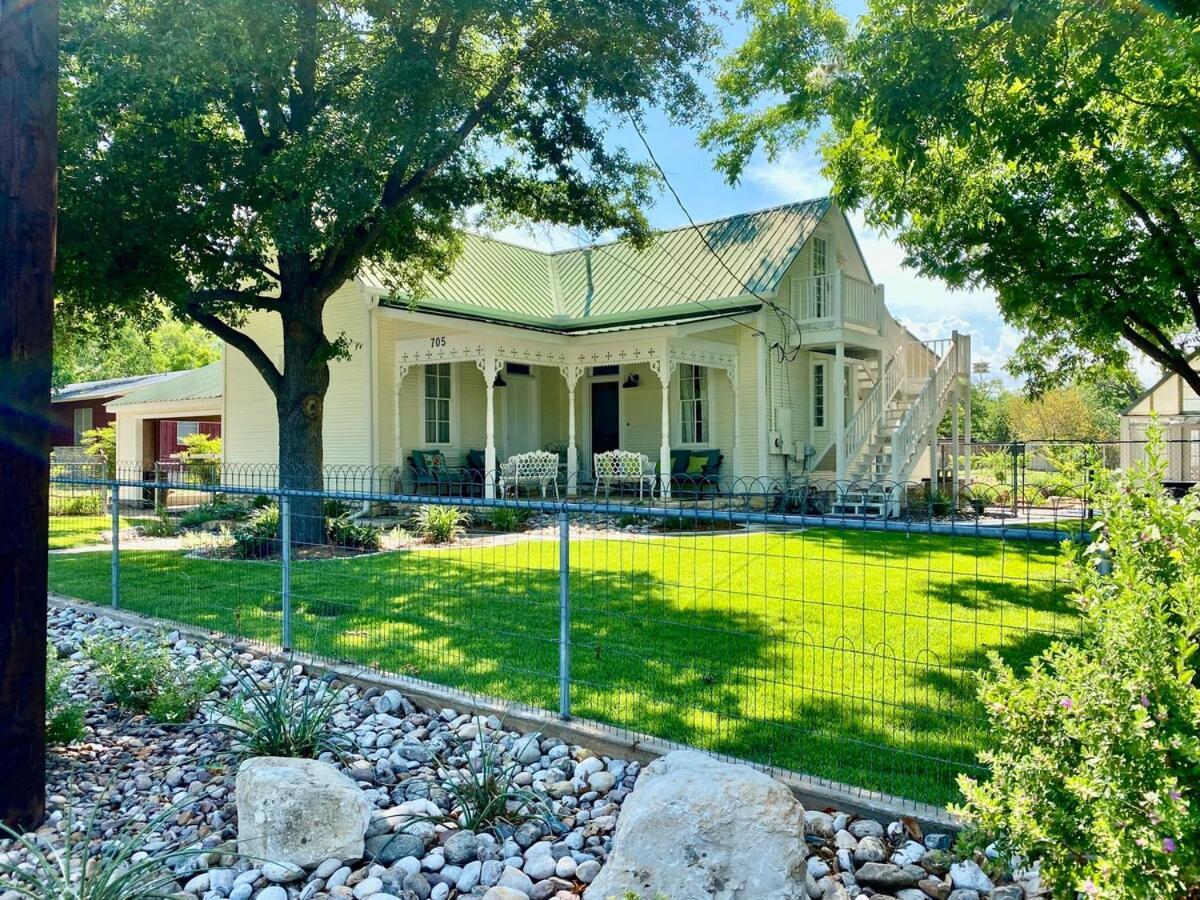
[49,593,959,832]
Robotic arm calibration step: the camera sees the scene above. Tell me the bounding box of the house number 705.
[429,336,446,347]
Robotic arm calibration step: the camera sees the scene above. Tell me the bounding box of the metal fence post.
[281,491,292,651]
[110,479,120,609]
[558,509,571,720]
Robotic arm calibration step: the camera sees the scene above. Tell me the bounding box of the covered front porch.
[389,323,740,499]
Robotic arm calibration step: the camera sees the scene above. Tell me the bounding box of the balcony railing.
[791,269,884,332]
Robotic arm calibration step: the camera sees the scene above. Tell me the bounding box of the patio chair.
[408,449,468,496]
[498,450,560,500]
[668,448,724,496]
[593,449,656,499]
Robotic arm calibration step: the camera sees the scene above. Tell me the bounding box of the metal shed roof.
[107,363,222,408]
[52,370,187,404]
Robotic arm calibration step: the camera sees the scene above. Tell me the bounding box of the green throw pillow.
[686,454,707,475]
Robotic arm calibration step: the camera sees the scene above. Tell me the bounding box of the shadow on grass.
[49,538,1072,807]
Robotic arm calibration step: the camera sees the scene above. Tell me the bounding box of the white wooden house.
[220,198,971,511]
[1120,358,1200,485]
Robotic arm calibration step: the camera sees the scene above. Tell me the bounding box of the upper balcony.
[788,269,892,348]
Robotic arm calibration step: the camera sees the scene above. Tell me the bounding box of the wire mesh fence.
[47,461,1089,809]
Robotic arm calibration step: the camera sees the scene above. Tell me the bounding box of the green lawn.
[49,514,128,550]
[47,527,1076,805]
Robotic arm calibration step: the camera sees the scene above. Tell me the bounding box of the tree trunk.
[276,308,331,548]
[0,0,57,831]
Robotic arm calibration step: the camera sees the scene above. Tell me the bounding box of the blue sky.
[493,0,1028,383]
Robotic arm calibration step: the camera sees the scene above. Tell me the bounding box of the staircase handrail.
[889,336,961,483]
[841,342,906,475]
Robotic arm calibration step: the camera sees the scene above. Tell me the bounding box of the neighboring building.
[50,371,186,449]
[107,363,223,485]
[221,198,971,511]
[1120,358,1200,485]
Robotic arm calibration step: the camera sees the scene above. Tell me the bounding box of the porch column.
[561,365,583,497]
[656,360,675,499]
[951,371,961,506]
[726,368,739,480]
[833,341,847,481]
[393,363,409,488]
[482,356,499,499]
[964,370,972,482]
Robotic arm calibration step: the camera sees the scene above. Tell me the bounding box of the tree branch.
[310,65,520,295]
[190,288,283,314]
[1121,318,1200,398]
[185,301,282,394]
[1111,181,1200,325]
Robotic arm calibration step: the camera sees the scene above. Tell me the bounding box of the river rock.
[584,750,808,899]
[236,756,371,869]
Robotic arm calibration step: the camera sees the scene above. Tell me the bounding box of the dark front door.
[591,381,620,455]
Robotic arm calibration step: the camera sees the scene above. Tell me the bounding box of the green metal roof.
[364,198,830,330]
[107,363,223,407]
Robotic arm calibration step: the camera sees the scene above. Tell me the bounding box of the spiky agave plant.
[211,652,349,761]
[0,794,211,900]
[437,725,559,836]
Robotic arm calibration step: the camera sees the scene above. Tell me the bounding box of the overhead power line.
[627,116,805,362]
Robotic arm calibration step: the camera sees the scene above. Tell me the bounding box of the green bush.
[326,515,382,550]
[49,493,102,516]
[324,498,352,519]
[139,505,179,537]
[487,506,530,532]
[86,636,221,722]
[231,504,281,558]
[955,433,1200,899]
[179,499,249,528]
[81,424,117,479]
[411,504,470,543]
[46,646,85,745]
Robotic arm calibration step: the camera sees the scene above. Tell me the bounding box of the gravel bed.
[0,605,1040,900]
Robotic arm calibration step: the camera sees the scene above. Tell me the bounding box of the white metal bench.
[593,450,656,499]
[498,450,560,500]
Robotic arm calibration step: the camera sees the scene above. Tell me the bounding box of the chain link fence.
[47,461,1088,810]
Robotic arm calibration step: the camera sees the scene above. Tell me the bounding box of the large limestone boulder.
[236,756,372,868]
[584,750,808,900]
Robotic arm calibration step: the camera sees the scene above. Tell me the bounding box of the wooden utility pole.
[0,0,58,830]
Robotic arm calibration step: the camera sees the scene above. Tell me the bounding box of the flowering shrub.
[956,433,1200,899]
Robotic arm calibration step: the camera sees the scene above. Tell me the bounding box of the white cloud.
[744,149,831,203]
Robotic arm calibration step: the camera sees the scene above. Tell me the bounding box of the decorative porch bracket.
[558,364,587,496]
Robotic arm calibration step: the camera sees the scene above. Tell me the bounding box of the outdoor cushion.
[687,455,707,475]
[694,449,722,473]
[465,449,485,470]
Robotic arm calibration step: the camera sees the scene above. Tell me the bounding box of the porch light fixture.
[622,373,640,389]
[494,374,507,387]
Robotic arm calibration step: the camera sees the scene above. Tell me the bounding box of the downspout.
[757,313,770,478]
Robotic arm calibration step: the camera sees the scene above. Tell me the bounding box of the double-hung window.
[812,236,828,318]
[679,364,709,444]
[423,363,452,444]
